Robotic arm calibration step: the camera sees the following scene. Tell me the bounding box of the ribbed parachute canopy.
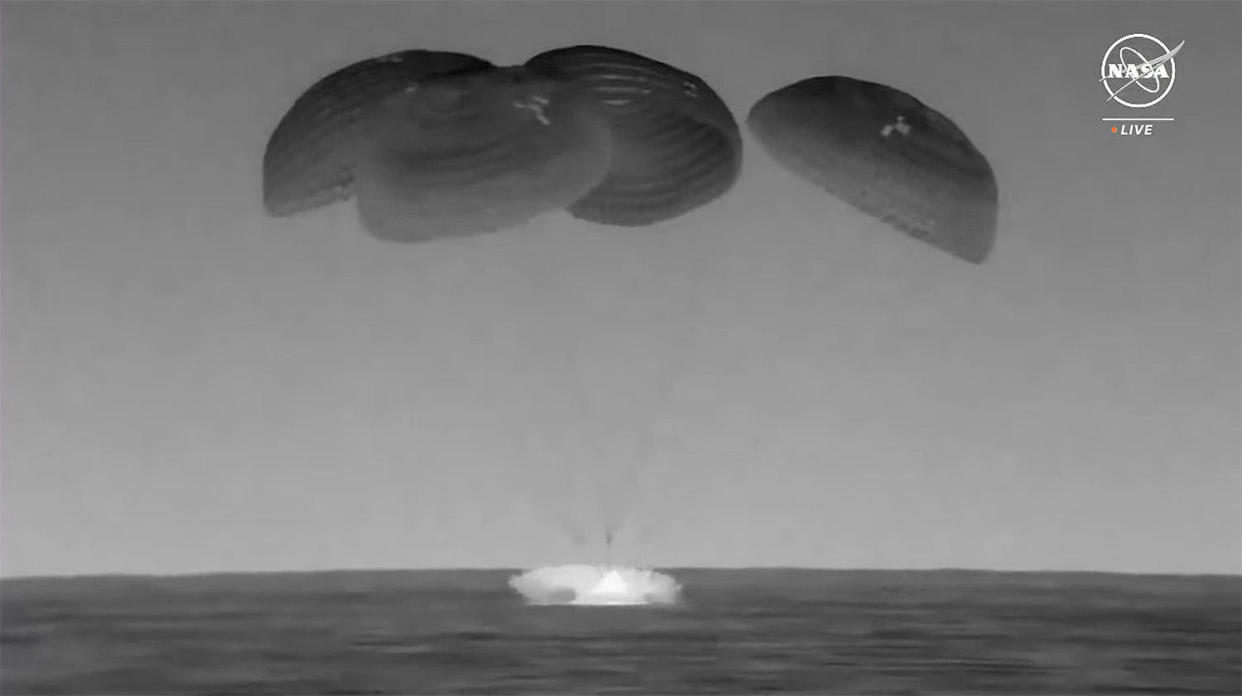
[352,66,614,242]
[525,44,743,227]
[747,76,999,264]
[262,49,493,217]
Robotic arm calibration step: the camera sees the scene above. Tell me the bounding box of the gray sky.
[2,1,1238,577]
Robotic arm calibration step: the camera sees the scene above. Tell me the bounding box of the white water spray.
[508,563,682,606]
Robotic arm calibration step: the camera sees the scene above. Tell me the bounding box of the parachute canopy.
[747,76,999,263]
[263,45,748,239]
[526,45,744,227]
[352,66,613,242]
[262,49,493,217]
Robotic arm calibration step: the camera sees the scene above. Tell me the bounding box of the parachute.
[262,49,493,217]
[525,45,744,227]
[352,66,613,242]
[747,76,999,264]
[263,45,743,239]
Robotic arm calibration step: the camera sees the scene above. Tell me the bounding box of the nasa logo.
[1100,34,1183,108]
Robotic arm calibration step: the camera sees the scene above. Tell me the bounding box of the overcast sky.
[2,1,1238,577]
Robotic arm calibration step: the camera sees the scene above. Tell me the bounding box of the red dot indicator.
[1111,126,1118,133]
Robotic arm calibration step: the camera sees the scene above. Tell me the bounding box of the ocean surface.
[2,569,1239,694]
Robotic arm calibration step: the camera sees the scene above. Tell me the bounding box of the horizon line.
[4,565,1239,583]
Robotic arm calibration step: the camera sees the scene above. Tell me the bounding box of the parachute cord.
[621,221,722,557]
[505,214,733,563]
[579,222,725,568]
[518,425,587,548]
[505,246,605,549]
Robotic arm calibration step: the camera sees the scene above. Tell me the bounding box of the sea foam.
[508,564,681,606]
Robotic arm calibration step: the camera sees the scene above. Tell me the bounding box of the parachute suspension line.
[593,236,657,554]
[557,301,601,546]
[517,424,588,547]
[505,240,605,550]
[576,221,730,567]
[531,240,630,552]
[622,222,726,557]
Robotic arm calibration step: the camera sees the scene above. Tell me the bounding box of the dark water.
[2,569,1238,694]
